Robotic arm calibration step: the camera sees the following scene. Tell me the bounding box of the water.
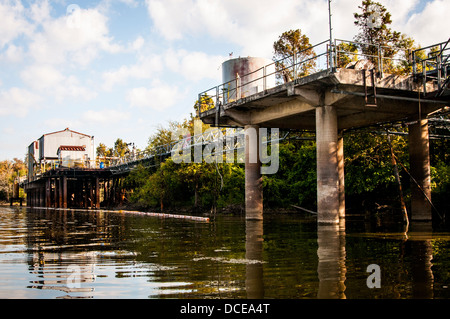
[1,206,450,299]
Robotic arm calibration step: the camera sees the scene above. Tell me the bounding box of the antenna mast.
[328,0,334,69]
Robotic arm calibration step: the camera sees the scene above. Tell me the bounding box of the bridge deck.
[200,68,447,131]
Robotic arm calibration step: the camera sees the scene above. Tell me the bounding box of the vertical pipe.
[328,0,333,69]
[316,105,340,224]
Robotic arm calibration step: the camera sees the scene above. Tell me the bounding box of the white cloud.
[28,6,122,66]
[145,0,336,57]
[0,1,32,48]
[29,0,51,25]
[2,44,25,63]
[20,64,97,102]
[102,54,164,90]
[130,36,145,51]
[43,117,82,130]
[145,0,448,57]
[400,0,450,46]
[127,82,184,111]
[0,87,42,117]
[82,109,131,124]
[164,49,224,82]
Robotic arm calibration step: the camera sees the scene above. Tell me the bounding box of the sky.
[0,0,448,161]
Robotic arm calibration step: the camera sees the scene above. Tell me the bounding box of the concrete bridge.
[199,38,450,225]
[22,38,449,225]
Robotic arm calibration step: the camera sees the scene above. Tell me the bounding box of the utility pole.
[328,0,334,69]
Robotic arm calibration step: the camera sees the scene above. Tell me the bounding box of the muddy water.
[1,206,450,299]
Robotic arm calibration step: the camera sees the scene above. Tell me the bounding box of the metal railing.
[333,39,412,75]
[412,38,450,96]
[198,40,332,114]
[198,38,413,115]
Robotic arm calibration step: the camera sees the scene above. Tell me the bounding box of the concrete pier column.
[316,105,341,225]
[245,124,263,220]
[408,119,432,221]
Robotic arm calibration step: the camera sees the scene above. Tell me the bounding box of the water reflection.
[22,208,122,298]
[1,207,450,298]
[409,222,434,299]
[245,220,264,299]
[316,224,346,299]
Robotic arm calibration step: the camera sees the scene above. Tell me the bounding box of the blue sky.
[0,0,447,160]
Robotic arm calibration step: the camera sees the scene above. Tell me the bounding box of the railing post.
[293,52,297,80]
[378,45,383,75]
[215,86,220,127]
[334,39,338,69]
[236,73,241,99]
[197,93,201,117]
[423,60,427,95]
[437,54,442,91]
[263,66,266,91]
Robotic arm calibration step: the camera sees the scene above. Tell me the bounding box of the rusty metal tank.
[222,57,275,103]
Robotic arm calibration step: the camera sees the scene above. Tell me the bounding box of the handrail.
[198,38,412,115]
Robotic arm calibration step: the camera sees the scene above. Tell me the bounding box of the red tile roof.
[58,145,86,151]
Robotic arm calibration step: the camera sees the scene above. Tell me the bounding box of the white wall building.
[27,128,95,180]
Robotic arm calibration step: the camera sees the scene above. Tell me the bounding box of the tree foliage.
[353,0,420,75]
[0,158,26,200]
[273,29,317,82]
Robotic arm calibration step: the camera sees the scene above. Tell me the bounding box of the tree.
[354,0,397,52]
[354,0,423,75]
[113,138,130,157]
[0,159,26,201]
[273,29,316,82]
[194,94,215,114]
[336,42,359,68]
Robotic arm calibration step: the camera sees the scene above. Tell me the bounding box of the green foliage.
[263,135,317,209]
[336,42,359,68]
[353,0,419,75]
[0,158,26,200]
[273,29,317,82]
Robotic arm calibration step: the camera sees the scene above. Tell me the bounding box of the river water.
[1,206,450,299]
